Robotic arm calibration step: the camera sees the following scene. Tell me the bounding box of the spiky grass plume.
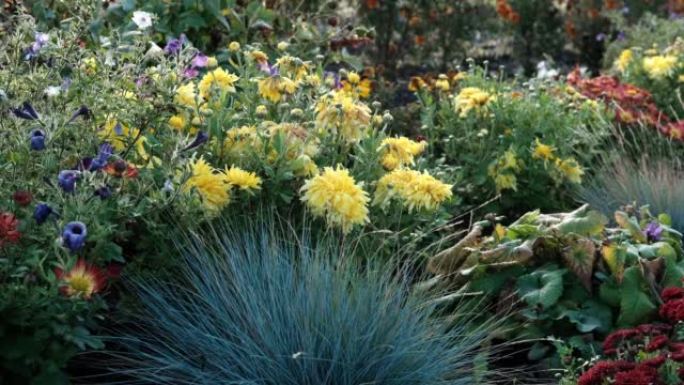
[103,218,503,384]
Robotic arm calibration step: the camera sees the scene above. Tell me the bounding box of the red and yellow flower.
[55,259,107,299]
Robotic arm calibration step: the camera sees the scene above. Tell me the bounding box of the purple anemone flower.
[30,129,46,150]
[58,170,78,192]
[94,185,112,200]
[62,221,87,252]
[33,203,53,224]
[183,67,199,79]
[644,221,664,242]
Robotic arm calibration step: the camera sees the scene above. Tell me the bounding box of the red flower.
[613,364,661,385]
[659,299,684,324]
[661,287,684,302]
[603,328,640,355]
[646,335,669,352]
[12,190,32,206]
[0,212,21,247]
[54,259,107,299]
[641,355,666,368]
[578,360,635,385]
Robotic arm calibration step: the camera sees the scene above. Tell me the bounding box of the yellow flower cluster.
[378,136,427,170]
[257,76,298,103]
[300,166,369,233]
[554,157,584,184]
[183,158,261,213]
[614,49,633,73]
[198,67,239,99]
[315,90,372,142]
[454,87,494,117]
[643,55,678,79]
[374,169,453,212]
[488,150,522,192]
[532,138,555,161]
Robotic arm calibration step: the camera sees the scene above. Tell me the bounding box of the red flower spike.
[578,360,635,385]
[613,364,662,385]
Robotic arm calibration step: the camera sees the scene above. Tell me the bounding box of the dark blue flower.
[94,185,112,200]
[58,170,78,192]
[68,105,91,123]
[12,102,40,120]
[30,129,46,150]
[645,221,664,242]
[182,131,208,152]
[33,203,53,224]
[89,143,114,171]
[62,221,87,252]
[164,34,186,55]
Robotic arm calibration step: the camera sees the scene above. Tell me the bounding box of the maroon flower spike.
[613,364,661,385]
[0,212,21,247]
[645,335,669,352]
[578,360,635,385]
[661,287,684,302]
[12,190,32,206]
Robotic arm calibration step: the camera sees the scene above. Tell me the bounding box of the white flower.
[132,11,154,30]
[44,86,61,97]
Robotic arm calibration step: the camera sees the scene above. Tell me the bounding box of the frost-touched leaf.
[553,210,607,236]
[602,244,626,282]
[617,266,656,326]
[614,211,646,243]
[517,266,564,308]
[562,237,596,291]
[511,210,540,226]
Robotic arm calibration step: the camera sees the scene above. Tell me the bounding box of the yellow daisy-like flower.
[347,71,361,84]
[175,83,202,108]
[198,68,239,99]
[492,173,518,192]
[555,157,584,184]
[228,41,241,52]
[183,158,231,213]
[249,50,268,63]
[224,166,262,192]
[532,138,555,161]
[300,166,369,233]
[257,76,298,103]
[643,55,678,79]
[374,169,453,212]
[168,114,186,131]
[454,87,494,117]
[434,74,450,91]
[315,91,372,143]
[378,137,427,170]
[614,49,633,73]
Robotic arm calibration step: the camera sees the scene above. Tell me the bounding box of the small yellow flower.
[315,91,372,143]
[168,115,186,131]
[374,169,452,212]
[277,41,289,51]
[555,157,584,184]
[378,137,427,170]
[643,55,678,79]
[347,71,361,84]
[224,167,262,192]
[614,49,633,73]
[175,83,202,108]
[532,138,555,161]
[249,50,269,63]
[255,105,268,116]
[228,41,241,52]
[82,57,97,74]
[454,87,494,117]
[492,173,518,192]
[300,166,369,233]
[198,68,239,98]
[183,158,231,213]
[434,74,450,91]
[206,56,218,68]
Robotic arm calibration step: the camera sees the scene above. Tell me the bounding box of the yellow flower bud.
[228,41,241,52]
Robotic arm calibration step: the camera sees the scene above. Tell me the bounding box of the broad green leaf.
[553,210,607,236]
[562,237,596,291]
[517,266,564,309]
[615,211,647,243]
[506,224,541,240]
[598,277,621,307]
[617,266,656,326]
[602,244,626,282]
[561,300,613,333]
[662,257,684,287]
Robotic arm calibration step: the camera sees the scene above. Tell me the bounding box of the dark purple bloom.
[68,105,91,123]
[24,32,49,60]
[94,185,112,200]
[89,143,114,171]
[164,34,186,55]
[62,221,87,252]
[30,129,46,150]
[182,131,208,151]
[33,203,53,224]
[12,102,40,120]
[58,170,78,192]
[192,53,208,68]
[645,221,664,242]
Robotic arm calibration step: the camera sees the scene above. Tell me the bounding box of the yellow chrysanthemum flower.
[532,138,555,161]
[175,83,202,108]
[315,91,372,143]
[198,68,239,98]
[555,157,584,184]
[434,74,450,91]
[378,137,427,170]
[183,158,231,212]
[168,115,186,131]
[257,76,298,103]
[206,56,218,68]
[614,49,633,73]
[347,71,361,84]
[300,166,369,233]
[488,149,522,192]
[224,166,262,192]
[374,169,453,212]
[643,55,678,79]
[454,87,494,117]
[228,41,241,52]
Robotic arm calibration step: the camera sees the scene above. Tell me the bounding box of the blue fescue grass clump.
[108,221,499,385]
[580,158,684,232]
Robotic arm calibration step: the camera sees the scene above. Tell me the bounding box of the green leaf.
[562,237,596,291]
[617,266,656,326]
[517,266,564,309]
[615,211,647,243]
[561,300,613,333]
[553,210,607,236]
[599,277,621,307]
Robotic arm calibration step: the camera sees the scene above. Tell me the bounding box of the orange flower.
[104,160,139,178]
[55,259,107,299]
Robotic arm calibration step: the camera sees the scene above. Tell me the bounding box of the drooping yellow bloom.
[315,91,372,143]
[300,166,369,233]
[99,120,140,151]
[454,87,494,117]
[257,76,297,103]
[175,83,202,108]
[374,169,453,212]
[532,138,555,161]
[434,74,450,91]
[347,71,360,84]
[198,68,239,98]
[378,137,427,170]
[643,55,678,79]
[168,115,186,131]
[224,166,262,192]
[555,157,584,184]
[614,49,633,73]
[488,149,522,192]
[183,158,231,213]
